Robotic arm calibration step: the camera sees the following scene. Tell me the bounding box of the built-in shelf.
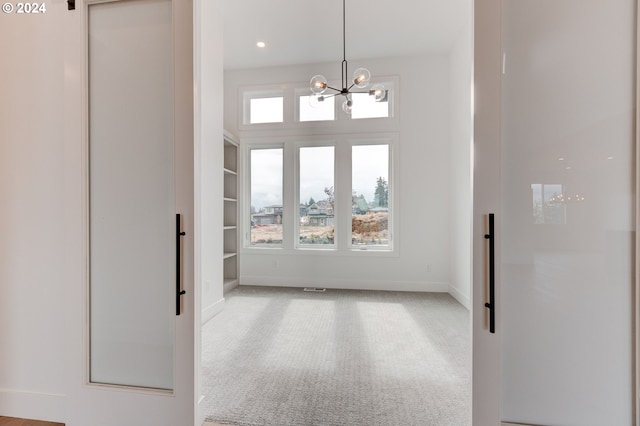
[223,130,239,295]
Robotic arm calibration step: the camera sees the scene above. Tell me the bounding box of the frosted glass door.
[500,0,634,424]
[89,0,175,390]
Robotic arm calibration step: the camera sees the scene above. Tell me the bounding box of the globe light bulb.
[310,75,328,94]
[308,94,325,108]
[352,68,371,88]
[369,84,386,102]
[342,98,353,114]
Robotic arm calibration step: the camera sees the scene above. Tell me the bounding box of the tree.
[374,177,388,207]
[308,197,315,206]
[324,186,335,211]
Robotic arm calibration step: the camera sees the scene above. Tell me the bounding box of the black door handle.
[176,214,186,315]
[484,213,495,333]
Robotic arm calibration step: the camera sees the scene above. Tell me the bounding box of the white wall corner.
[202,297,225,325]
[448,284,471,310]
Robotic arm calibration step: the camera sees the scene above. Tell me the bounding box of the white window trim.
[241,133,399,256]
[240,86,287,129]
[295,140,338,250]
[239,76,400,132]
[347,137,396,252]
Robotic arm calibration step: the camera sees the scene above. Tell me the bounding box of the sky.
[250,145,389,211]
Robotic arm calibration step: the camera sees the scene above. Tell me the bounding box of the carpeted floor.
[202,286,470,426]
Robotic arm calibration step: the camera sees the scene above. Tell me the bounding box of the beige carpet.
[202,286,470,426]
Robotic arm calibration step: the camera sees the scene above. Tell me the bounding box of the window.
[242,89,285,126]
[351,91,389,119]
[240,78,396,127]
[299,146,335,246]
[531,183,566,224]
[250,148,283,246]
[352,144,390,247]
[299,95,335,122]
[249,97,283,124]
[245,136,395,253]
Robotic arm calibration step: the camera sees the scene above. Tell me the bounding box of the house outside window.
[249,148,284,247]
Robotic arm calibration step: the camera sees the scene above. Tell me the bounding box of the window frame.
[239,76,399,131]
[349,141,393,250]
[240,87,286,129]
[295,141,338,250]
[241,134,398,256]
[246,144,286,249]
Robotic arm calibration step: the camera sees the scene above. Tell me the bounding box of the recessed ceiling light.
[256,41,266,48]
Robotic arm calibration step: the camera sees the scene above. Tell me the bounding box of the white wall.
[448,19,473,308]
[0,6,67,422]
[224,54,453,292]
[195,0,225,324]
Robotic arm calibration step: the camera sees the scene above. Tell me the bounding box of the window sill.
[241,246,397,257]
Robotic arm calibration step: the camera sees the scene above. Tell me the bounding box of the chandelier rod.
[341,0,348,92]
[343,0,346,62]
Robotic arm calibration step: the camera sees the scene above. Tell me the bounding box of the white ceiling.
[222,0,471,70]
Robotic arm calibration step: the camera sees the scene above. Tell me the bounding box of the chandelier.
[309,0,386,114]
[548,193,585,204]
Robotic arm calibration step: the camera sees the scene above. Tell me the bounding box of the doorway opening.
[199,0,474,424]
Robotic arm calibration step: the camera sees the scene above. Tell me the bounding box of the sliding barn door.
[473,0,636,424]
[65,0,195,424]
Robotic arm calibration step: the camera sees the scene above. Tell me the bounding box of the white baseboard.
[239,275,449,293]
[448,285,471,310]
[201,297,225,324]
[223,278,239,294]
[0,388,65,423]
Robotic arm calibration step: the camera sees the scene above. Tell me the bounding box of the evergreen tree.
[374,177,388,207]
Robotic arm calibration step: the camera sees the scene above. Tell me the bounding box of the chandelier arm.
[325,85,342,93]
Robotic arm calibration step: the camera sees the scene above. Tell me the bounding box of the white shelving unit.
[223,130,239,294]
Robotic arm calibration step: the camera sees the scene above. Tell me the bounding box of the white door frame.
[472,0,640,424]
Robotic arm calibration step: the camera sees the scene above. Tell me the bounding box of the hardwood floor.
[0,418,223,426]
[0,420,227,426]
[0,418,63,426]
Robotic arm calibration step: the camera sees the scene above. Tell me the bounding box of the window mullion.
[282,143,296,250]
[335,140,352,250]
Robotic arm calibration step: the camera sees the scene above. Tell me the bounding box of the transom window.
[242,90,284,125]
[239,78,397,129]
